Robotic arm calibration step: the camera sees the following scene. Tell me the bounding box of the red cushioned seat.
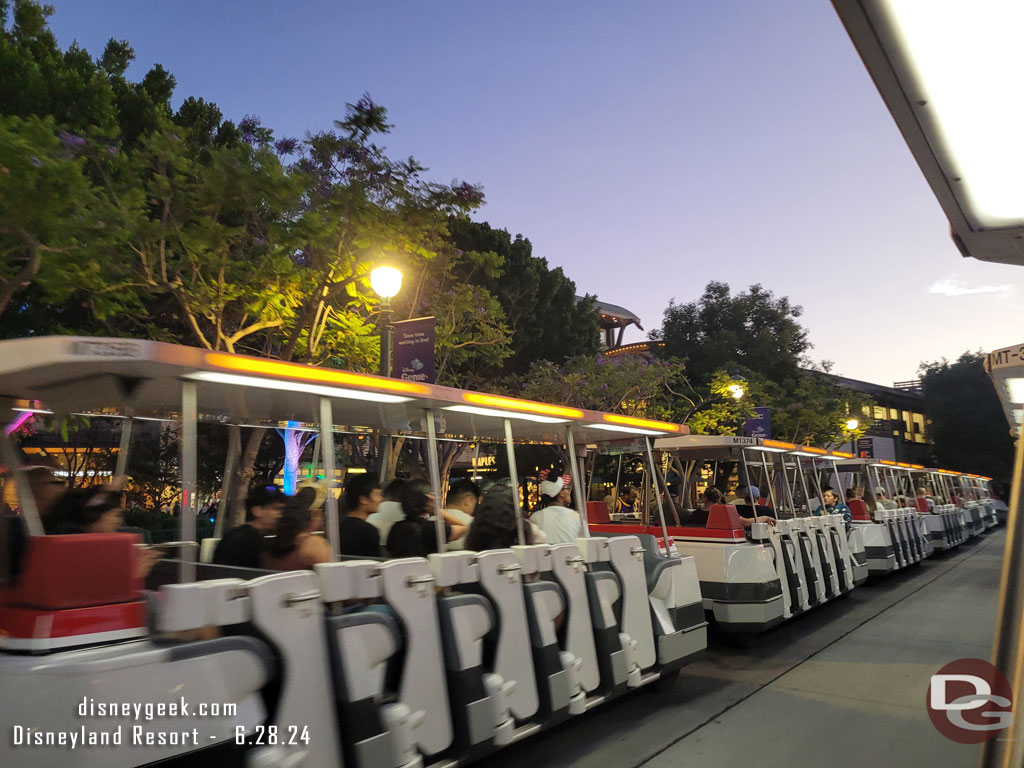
[706,504,743,530]
[587,500,611,524]
[847,499,871,521]
[0,533,147,653]
[4,533,140,609]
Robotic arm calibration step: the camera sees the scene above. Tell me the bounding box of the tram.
[836,458,932,566]
[0,336,708,768]
[591,436,865,637]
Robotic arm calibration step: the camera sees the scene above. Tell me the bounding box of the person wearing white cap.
[530,470,582,544]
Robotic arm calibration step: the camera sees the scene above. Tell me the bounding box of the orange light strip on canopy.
[601,413,680,432]
[909,464,925,470]
[897,462,914,468]
[831,450,854,458]
[205,353,431,396]
[463,392,584,420]
[799,446,828,455]
[763,439,797,451]
[879,460,897,466]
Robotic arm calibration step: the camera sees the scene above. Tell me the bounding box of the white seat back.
[475,549,539,721]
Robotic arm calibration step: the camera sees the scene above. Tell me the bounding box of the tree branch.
[0,243,41,315]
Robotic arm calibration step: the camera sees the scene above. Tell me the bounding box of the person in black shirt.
[339,474,383,558]
[735,485,776,528]
[213,486,286,568]
[387,480,462,558]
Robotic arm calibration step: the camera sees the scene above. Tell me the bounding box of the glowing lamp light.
[845,418,860,431]
[725,372,746,400]
[370,266,403,299]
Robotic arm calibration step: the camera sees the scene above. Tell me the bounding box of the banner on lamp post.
[393,316,436,383]
[743,407,771,439]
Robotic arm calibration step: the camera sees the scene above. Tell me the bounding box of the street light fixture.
[845,418,860,432]
[370,266,403,377]
[727,373,747,400]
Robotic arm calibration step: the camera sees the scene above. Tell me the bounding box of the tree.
[396,244,512,388]
[0,115,106,318]
[920,351,1015,482]
[650,281,870,445]
[651,281,809,389]
[447,218,601,377]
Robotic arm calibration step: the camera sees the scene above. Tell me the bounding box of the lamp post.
[370,266,402,378]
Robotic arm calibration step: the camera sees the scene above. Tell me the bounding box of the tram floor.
[484,530,1006,768]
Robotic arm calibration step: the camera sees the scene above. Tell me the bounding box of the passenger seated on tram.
[366,478,406,546]
[213,485,286,569]
[337,474,383,558]
[615,485,640,517]
[603,494,616,517]
[466,488,535,550]
[386,480,464,558]
[812,488,852,522]
[45,486,160,579]
[529,470,582,544]
[680,486,722,526]
[21,465,66,521]
[734,485,777,528]
[875,488,897,510]
[727,485,746,506]
[262,487,333,570]
[443,479,482,551]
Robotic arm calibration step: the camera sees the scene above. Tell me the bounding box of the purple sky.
[46,0,1022,386]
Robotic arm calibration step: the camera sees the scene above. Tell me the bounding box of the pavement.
[485,529,1005,768]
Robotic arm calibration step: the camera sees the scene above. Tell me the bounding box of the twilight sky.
[46,0,1022,386]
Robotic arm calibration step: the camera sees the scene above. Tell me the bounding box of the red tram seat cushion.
[706,504,743,530]
[3,533,141,609]
[587,500,611,524]
[847,499,871,521]
[913,498,930,515]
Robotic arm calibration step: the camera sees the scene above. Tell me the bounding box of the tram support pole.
[980,432,1024,768]
[115,416,133,479]
[319,397,341,558]
[565,427,589,537]
[424,409,447,554]
[652,454,682,526]
[179,381,198,582]
[213,425,241,539]
[644,437,672,551]
[503,419,526,546]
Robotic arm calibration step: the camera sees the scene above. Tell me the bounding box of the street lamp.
[370,266,402,377]
[726,373,747,400]
[845,418,860,432]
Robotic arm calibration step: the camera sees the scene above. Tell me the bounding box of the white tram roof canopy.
[0,336,687,444]
[834,0,1024,266]
[985,342,1024,438]
[655,434,854,461]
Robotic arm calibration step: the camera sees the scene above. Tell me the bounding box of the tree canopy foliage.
[650,281,870,444]
[920,351,1015,482]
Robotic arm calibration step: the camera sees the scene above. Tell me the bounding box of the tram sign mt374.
[927,658,1014,744]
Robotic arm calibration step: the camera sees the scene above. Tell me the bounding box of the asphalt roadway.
[487,528,1006,768]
